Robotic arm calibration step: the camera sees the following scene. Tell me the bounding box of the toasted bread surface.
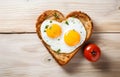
[36,10,93,65]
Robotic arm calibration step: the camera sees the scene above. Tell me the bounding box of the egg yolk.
[64,30,81,46]
[46,24,62,38]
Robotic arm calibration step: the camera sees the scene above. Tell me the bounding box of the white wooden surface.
[0,34,120,77]
[0,0,120,32]
[0,0,120,77]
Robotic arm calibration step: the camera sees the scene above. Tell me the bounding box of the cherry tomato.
[84,44,101,62]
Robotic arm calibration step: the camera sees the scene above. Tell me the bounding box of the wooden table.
[0,0,120,77]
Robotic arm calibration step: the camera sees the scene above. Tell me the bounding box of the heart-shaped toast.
[36,10,93,65]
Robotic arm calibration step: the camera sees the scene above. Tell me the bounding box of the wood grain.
[0,33,120,77]
[0,0,120,33]
[0,0,120,77]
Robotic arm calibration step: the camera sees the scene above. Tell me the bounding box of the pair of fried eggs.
[41,17,86,53]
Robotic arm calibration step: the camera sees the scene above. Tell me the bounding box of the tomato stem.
[91,50,96,56]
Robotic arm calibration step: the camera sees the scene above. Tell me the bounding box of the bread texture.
[36,10,93,65]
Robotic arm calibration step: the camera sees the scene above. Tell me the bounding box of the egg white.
[40,17,86,53]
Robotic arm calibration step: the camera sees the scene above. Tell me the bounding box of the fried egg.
[40,17,86,53]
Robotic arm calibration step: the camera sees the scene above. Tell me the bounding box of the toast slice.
[36,10,93,65]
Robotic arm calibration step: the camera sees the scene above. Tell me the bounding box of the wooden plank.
[0,0,120,33]
[0,33,120,77]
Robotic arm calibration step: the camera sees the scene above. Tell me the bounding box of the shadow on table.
[61,33,112,74]
[84,34,112,73]
[92,53,111,72]
[61,50,84,74]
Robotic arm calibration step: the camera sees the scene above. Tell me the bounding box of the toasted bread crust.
[36,10,93,65]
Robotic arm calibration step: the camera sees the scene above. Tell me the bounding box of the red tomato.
[84,44,101,62]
